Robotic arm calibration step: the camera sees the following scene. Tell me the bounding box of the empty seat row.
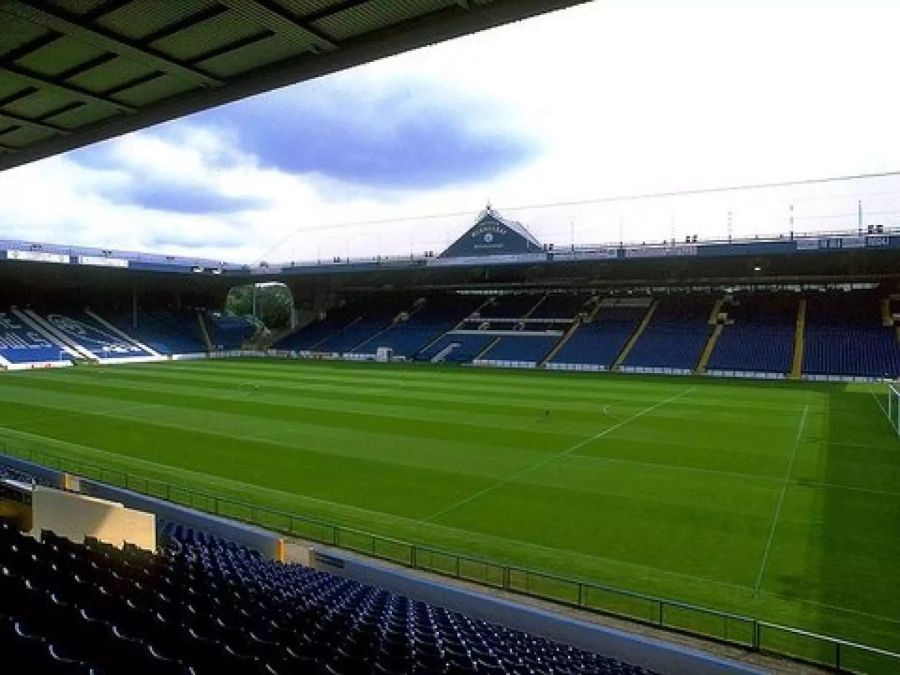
[0,517,655,675]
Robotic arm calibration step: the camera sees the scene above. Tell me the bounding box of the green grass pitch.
[0,360,898,661]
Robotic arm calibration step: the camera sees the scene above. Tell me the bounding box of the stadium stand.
[273,299,370,352]
[549,301,650,369]
[0,516,657,675]
[0,310,68,365]
[4,285,900,380]
[365,294,485,358]
[32,309,155,361]
[707,295,797,375]
[418,333,498,363]
[106,309,207,356]
[803,291,900,378]
[206,313,257,351]
[529,294,590,319]
[478,335,561,365]
[0,464,50,486]
[319,298,413,354]
[623,296,714,372]
[479,294,544,318]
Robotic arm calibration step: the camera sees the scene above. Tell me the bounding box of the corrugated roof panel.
[45,104,116,130]
[14,37,109,79]
[66,57,158,94]
[273,0,354,18]
[201,34,309,79]
[96,0,225,42]
[2,90,78,119]
[52,0,112,16]
[0,78,33,103]
[113,74,196,107]
[0,15,52,56]
[315,0,456,41]
[151,12,272,62]
[0,124,55,148]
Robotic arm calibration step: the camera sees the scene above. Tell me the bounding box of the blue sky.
[2,0,900,262]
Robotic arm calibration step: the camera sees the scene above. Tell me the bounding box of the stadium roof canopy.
[0,0,586,171]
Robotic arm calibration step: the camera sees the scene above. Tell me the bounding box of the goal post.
[888,384,900,437]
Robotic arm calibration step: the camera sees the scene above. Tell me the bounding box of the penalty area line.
[422,386,695,523]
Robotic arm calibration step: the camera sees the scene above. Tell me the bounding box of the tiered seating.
[707,295,796,374]
[323,298,412,354]
[479,336,560,364]
[0,464,50,486]
[106,309,206,355]
[273,302,363,352]
[272,297,410,356]
[418,333,496,363]
[0,311,65,364]
[531,294,589,319]
[366,294,483,358]
[479,294,542,318]
[39,310,154,360]
[803,293,900,378]
[275,296,410,354]
[207,314,257,350]
[550,304,648,368]
[624,297,713,371]
[0,520,654,674]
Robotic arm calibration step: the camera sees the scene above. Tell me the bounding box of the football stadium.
[0,2,899,675]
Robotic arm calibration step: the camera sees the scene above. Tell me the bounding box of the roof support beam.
[1,1,223,88]
[218,0,339,51]
[0,111,69,136]
[0,61,135,113]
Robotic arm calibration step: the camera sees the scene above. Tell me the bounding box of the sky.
[2,0,900,263]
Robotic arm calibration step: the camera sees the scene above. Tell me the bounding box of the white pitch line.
[753,403,809,596]
[869,386,889,417]
[423,387,695,522]
[0,400,164,432]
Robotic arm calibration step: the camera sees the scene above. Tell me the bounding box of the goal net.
[888,384,900,436]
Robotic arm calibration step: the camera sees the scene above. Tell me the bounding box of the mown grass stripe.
[424,387,696,522]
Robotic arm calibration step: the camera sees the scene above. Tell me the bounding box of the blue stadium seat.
[530,294,590,319]
[366,294,483,357]
[480,335,559,363]
[550,305,647,367]
[105,309,207,355]
[418,333,496,363]
[207,313,257,350]
[708,295,796,374]
[274,302,362,351]
[0,311,65,363]
[803,292,900,378]
[39,310,154,360]
[0,517,659,674]
[625,297,713,370]
[275,297,410,353]
[479,294,542,318]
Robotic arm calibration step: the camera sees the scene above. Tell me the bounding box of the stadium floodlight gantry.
[0,0,587,171]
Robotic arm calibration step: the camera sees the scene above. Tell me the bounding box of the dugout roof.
[0,0,586,170]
